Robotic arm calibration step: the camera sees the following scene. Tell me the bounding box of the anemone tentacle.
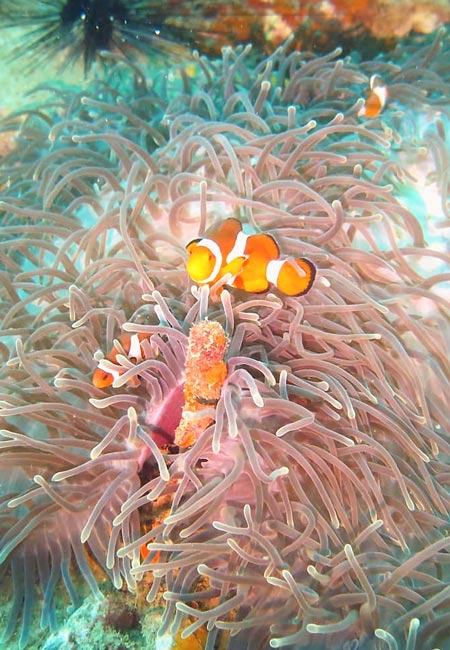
[1,31,450,650]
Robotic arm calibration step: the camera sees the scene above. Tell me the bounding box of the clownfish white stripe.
[266,259,286,285]
[226,230,249,264]
[128,333,144,362]
[373,81,387,106]
[357,74,388,119]
[97,359,123,385]
[196,238,223,283]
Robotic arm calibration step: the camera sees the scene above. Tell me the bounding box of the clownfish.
[92,332,150,389]
[185,218,316,297]
[358,75,388,119]
[141,544,160,564]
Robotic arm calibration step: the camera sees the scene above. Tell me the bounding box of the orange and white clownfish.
[358,75,388,119]
[92,332,150,389]
[185,217,316,297]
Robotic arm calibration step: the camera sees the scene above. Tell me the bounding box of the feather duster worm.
[1,28,450,650]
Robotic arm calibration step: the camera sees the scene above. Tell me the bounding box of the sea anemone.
[1,27,450,650]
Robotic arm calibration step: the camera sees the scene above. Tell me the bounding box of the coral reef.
[249,0,450,44]
[331,0,450,38]
[2,1,449,81]
[1,1,448,115]
[1,26,450,650]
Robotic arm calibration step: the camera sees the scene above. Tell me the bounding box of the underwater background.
[1,2,450,649]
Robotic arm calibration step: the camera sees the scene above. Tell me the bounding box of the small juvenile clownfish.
[185,218,316,297]
[92,332,150,389]
[358,75,388,119]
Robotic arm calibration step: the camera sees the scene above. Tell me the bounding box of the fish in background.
[358,74,388,118]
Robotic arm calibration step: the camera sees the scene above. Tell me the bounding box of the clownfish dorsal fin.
[245,232,280,260]
[204,217,242,240]
[208,218,243,259]
[208,217,242,236]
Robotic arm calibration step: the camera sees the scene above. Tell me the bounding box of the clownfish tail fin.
[267,257,316,296]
